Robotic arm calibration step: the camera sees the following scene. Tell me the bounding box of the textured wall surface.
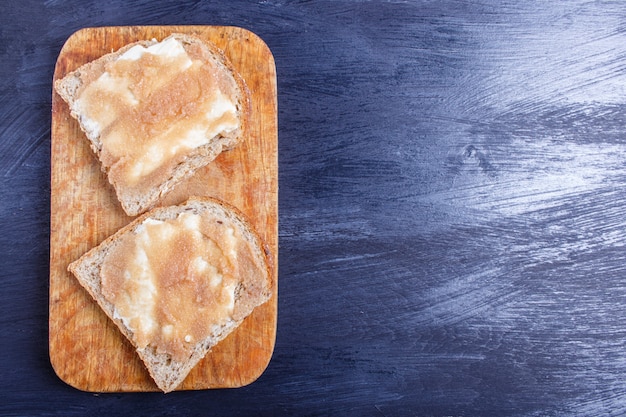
[3,1,626,415]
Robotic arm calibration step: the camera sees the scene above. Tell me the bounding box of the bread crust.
[67,196,272,393]
[54,33,251,216]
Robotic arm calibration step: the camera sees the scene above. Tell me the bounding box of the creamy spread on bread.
[73,37,239,193]
[100,211,241,361]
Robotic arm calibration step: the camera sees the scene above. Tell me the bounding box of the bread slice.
[67,196,272,393]
[55,33,251,216]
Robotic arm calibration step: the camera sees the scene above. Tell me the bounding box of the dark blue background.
[3,1,626,415]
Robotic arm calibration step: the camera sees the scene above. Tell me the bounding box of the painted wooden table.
[2,1,626,415]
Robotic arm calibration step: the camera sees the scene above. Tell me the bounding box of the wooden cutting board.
[49,26,278,392]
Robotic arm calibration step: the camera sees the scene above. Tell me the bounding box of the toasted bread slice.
[68,196,272,393]
[55,34,251,216]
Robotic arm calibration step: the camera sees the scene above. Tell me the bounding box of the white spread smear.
[128,91,238,179]
[119,37,192,70]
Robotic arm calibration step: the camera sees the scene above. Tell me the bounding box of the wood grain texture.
[49,26,278,392]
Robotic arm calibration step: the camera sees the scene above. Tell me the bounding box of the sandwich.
[54,33,251,216]
[67,196,272,393]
